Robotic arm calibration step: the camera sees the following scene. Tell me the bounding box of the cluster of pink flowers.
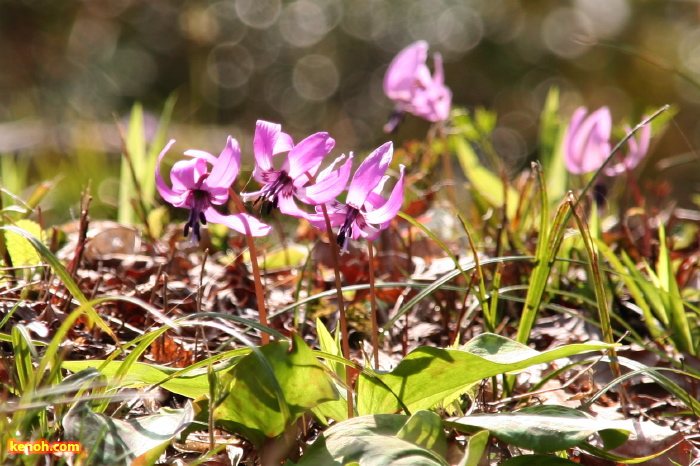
[155,122,405,253]
[563,106,652,176]
[156,41,451,251]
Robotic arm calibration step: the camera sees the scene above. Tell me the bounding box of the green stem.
[367,243,379,369]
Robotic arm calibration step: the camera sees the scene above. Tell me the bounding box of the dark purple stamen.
[383,109,405,134]
[336,207,360,252]
[254,171,292,215]
[183,190,210,243]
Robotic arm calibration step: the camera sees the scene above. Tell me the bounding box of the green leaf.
[451,134,518,219]
[396,410,447,458]
[357,333,613,415]
[538,86,568,203]
[61,360,213,399]
[446,405,630,453]
[214,333,337,447]
[63,401,193,466]
[292,414,449,466]
[4,219,43,267]
[458,430,489,466]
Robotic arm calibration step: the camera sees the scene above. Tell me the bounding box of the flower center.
[336,207,360,253]
[254,171,293,215]
[183,190,210,243]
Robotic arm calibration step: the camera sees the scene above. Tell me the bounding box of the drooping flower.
[155,137,271,242]
[309,142,405,253]
[563,106,612,175]
[242,120,353,219]
[383,41,452,132]
[604,120,652,176]
[563,106,652,176]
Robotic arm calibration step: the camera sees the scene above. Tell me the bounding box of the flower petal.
[203,136,241,191]
[363,165,405,225]
[183,149,218,165]
[564,107,611,174]
[203,207,271,237]
[252,120,293,183]
[155,140,183,204]
[346,142,393,208]
[296,155,353,205]
[384,41,428,101]
[286,132,335,180]
[171,158,207,192]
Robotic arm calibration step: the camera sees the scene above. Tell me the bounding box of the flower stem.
[229,189,269,345]
[319,203,354,419]
[367,243,379,369]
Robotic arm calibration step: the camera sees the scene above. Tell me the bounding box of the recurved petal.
[203,207,272,237]
[183,149,217,165]
[155,140,183,203]
[384,41,429,100]
[204,136,241,190]
[296,155,353,204]
[286,132,334,180]
[346,142,393,208]
[254,120,284,173]
[363,165,405,225]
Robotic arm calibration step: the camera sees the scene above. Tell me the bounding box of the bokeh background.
[2,0,700,223]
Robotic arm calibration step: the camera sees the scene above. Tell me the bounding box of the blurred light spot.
[235,0,281,29]
[475,0,523,43]
[279,1,331,48]
[406,1,446,44]
[574,0,630,40]
[180,4,219,45]
[201,77,248,108]
[293,54,339,101]
[206,43,253,88]
[247,29,282,71]
[67,16,118,63]
[341,0,388,41]
[208,1,247,44]
[541,8,590,59]
[111,48,157,96]
[437,6,483,55]
[492,127,527,168]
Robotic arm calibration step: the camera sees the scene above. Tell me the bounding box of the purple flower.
[564,107,612,175]
[564,106,652,176]
[155,137,271,242]
[242,120,353,219]
[309,142,405,253]
[604,121,652,176]
[383,41,452,132]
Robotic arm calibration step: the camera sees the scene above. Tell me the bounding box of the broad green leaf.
[357,333,612,415]
[119,102,145,224]
[63,401,193,466]
[214,333,337,447]
[312,318,349,423]
[396,410,447,458]
[291,414,448,466]
[5,219,43,267]
[244,244,308,270]
[446,405,630,453]
[61,360,213,399]
[458,430,489,466]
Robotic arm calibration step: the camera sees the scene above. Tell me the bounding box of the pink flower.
[155,137,271,242]
[242,120,353,220]
[564,106,652,176]
[604,121,652,176]
[383,41,452,132]
[564,107,612,175]
[309,142,405,253]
